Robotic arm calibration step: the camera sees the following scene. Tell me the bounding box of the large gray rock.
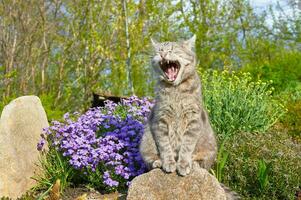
[127,165,227,200]
[0,96,49,198]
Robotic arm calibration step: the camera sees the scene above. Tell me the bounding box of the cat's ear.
[183,34,196,50]
[150,38,158,48]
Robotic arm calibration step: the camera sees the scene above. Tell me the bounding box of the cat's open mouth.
[159,60,180,82]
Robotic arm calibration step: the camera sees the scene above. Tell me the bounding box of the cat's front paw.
[152,159,162,168]
[177,159,192,176]
[162,158,176,173]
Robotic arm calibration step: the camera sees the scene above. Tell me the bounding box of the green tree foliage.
[0,0,300,115]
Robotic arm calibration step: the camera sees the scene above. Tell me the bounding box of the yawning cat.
[139,35,217,176]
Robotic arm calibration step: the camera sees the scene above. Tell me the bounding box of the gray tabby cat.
[139,35,217,176]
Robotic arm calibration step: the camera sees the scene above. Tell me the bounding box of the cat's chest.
[155,87,201,129]
[156,97,192,132]
[157,91,197,113]
[157,100,190,150]
[158,97,185,117]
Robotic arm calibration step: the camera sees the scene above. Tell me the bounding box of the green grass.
[32,149,75,199]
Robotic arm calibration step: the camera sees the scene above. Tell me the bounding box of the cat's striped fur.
[139,35,240,199]
[139,35,217,176]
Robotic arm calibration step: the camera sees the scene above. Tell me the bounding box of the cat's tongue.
[166,66,178,81]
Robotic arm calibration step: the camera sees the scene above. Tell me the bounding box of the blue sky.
[250,0,292,9]
[250,0,297,26]
[250,0,292,14]
[251,0,276,8]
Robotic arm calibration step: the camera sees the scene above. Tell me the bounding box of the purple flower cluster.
[38,96,153,190]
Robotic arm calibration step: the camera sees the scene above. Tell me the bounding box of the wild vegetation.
[1,0,300,115]
[34,97,152,197]
[200,70,285,138]
[0,0,300,199]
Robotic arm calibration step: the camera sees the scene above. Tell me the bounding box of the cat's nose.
[160,52,167,59]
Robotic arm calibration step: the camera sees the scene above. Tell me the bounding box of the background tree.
[0,0,300,117]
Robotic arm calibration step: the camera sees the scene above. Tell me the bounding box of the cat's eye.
[167,47,172,53]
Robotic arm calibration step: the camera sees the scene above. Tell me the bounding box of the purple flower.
[103,171,119,187]
[37,138,46,151]
[38,96,154,190]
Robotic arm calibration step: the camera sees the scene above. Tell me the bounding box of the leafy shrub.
[243,51,301,94]
[278,84,301,140]
[37,96,153,193]
[0,96,16,116]
[284,100,301,139]
[39,93,66,121]
[0,94,66,122]
[200,70,285,138]
[222,131,301,200]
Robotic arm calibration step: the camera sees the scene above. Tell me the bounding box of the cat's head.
[151,35,196,85]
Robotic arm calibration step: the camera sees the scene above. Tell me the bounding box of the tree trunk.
[122,0,134,95]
